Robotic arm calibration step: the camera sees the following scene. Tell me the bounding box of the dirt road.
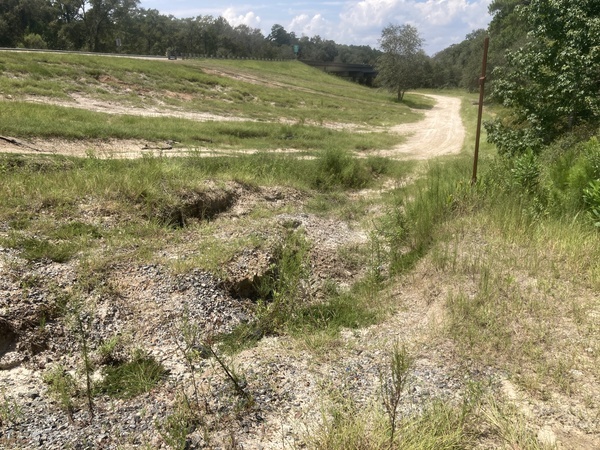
[0,93,465,159]
[377,94,465,159]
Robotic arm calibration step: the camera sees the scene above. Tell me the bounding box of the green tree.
[486,0,600,154]
[50,0,87,50]
[231,24,268,58]
[296,35,338,62]
[267,23,295,46]
[487,0,529,67]
[82,0,139,52]
[0,0,55,47]
[334,44,381,65]
[431,29,487,91]
[124,8,175,55]
[22,32,48,48]
[375,24,427,101]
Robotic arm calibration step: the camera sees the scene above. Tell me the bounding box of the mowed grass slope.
[0,52,426,152]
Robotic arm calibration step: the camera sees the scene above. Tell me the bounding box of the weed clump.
[43,365,77,422]
[312,148,371,190]
[235,229,312,342]
[96,350,167,399]
[380,342,412,447]
[220,237,386,353]
[157,394,199,450]
[482,134,600,226]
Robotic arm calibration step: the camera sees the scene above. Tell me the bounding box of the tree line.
[0,0,528,93]
[1,0,491,90]
[0,0,527,92]
[0,0,381,64]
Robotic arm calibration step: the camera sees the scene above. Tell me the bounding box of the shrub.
[510,151,540,194]
[583,180,600,227]
[21,33,48,50]
[43,365,76,420]
[541,136,600,216]
[312,148,371,190]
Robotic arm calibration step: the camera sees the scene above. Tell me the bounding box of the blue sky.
[138,0,494,55]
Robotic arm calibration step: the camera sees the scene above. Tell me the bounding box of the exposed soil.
[0,92,463,160]
[1,85,595,449]
[387,94,465,159]
[0,173,478,449]
[0,177,378,448]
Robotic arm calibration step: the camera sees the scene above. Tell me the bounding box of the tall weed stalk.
[380,342,412,448]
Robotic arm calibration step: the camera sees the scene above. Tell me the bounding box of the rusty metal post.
[472,36,489,184]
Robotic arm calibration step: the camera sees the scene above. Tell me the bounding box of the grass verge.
[0,100,403,152]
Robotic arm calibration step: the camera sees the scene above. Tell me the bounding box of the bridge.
[300,60,377,85]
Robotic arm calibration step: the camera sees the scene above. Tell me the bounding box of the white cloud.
[340,0,400,29]
[222,8,262,28]
[140,0,493,54]
[415,0,491,28]
[290,13,310,27]
[415,0,492,53]
[333,0,492,53]
[415,0,463,26]
[289,13,331,37]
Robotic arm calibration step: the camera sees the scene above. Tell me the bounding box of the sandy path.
[377,94,465,159]
[0,93,464,160]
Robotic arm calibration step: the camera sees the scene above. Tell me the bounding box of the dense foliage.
[485,0,600,155]
[475,0,600,231]
[486,0,529,69]
[430,29,487,92]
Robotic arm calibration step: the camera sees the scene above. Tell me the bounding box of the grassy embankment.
[0,51,424,272]
[0,52,427,152]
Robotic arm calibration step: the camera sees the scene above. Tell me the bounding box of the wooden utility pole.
[472,36,489,184]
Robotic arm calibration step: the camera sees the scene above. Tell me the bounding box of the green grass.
[307,384,481,450]
[0,101,403,152]
[95,351,167,399]
[385,93,600,405]
[43,365,77,416]
[219,277,386,353]
[379,139,600,413]
[0,149,397,210]
[437,204,600,393]
[307,376,549,450]
[0,148,402,268]
[0,51,425,129]
[1,234,80,262]
[216,218,394,354]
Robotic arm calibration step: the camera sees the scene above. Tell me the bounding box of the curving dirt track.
[378,94,465,159]
[0,93,465,160]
